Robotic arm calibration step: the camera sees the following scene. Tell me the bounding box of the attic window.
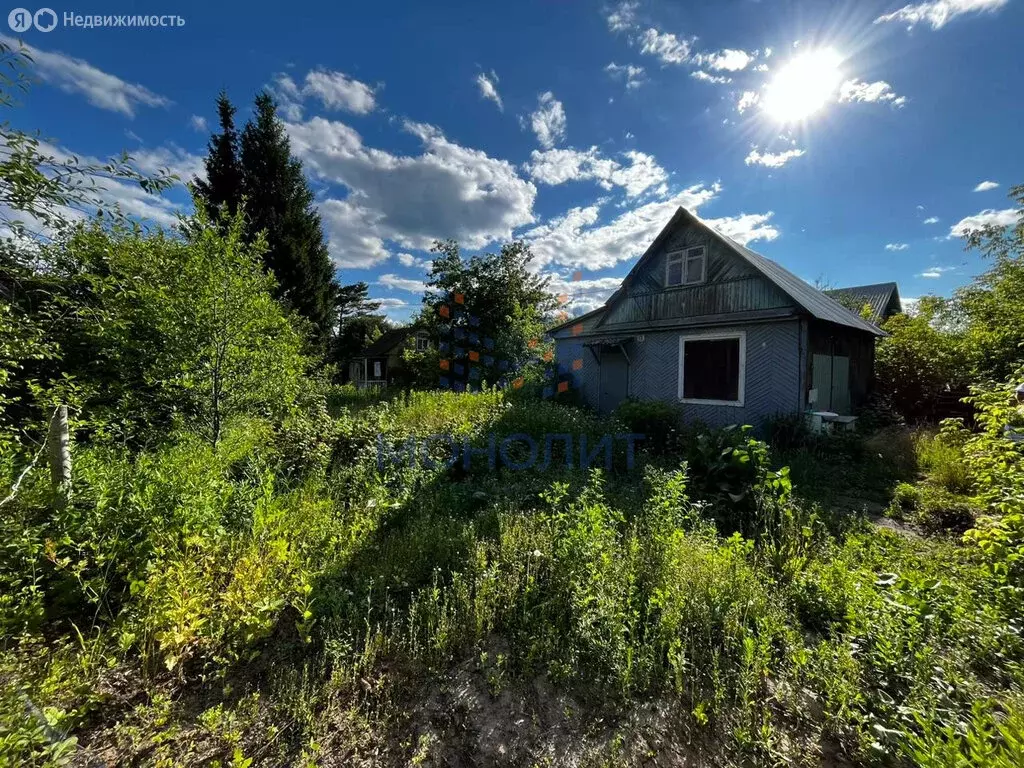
[415,332,430,352]
[666,246,706,287]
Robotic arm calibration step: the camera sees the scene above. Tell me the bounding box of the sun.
[762,48,844,123]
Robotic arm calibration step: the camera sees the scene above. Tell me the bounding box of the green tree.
[407,239,558,390]
[144,208,308,446]
[956,183,1024,382]
[876,296,968,422]
[26,208,308,448]
[193,91,243,220]
[0,40,171,438]
[239,93,338,348]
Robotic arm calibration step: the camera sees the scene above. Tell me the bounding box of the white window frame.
[415,332,430,352]
[665,245,707,287]
[677,329,746,407]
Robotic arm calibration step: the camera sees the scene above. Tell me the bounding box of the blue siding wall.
[553,334,602,406]
[556,320,802,427]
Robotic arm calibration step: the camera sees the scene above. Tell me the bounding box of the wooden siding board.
[599,219,795,328]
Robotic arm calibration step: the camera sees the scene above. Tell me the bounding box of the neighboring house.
[349,326,431,388]
[548,207,885,425]
[823,282,902,326]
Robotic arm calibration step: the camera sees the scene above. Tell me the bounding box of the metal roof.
[707,223,885,336]
[823,282,901,325]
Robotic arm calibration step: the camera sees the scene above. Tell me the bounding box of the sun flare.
[762,48,843,123]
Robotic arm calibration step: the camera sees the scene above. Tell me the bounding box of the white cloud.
[693,49,755,71]
[0,34,169,117]
[736,91,760,114]
[902,296,921,315]
[27,140,182,228]
[302,69,377,114]
[606,1,639,32]
[948,208,1019,238]
[476,70,503,111]
[923,216,940,224]
[526,147,668,198]
[973,180,999,192]
[919,266,954,278]
[528,92,567,149]
[527,148,615,186]
[373,297,410,310]
[874,0,1009,30]
[129,145,206,183]
[605,62,646,89]
[839,79,907,107]
[744,147,806,168]
[543,274,624,314]
[702,212,781,245]
[523,183,751,270]
[398,252,430,269]
[190,115,208,132]
[378,273,427,293]
[691,71,732,84]
[285,116,536,266]
[885,242,910,251]
[318,199,391,268]
[638,28,692,64]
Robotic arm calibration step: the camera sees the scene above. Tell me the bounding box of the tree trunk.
[47,405,71,507]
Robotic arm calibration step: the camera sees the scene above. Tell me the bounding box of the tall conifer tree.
[194,91,243,219]
[239,93,338,346]
[196,91,340,348]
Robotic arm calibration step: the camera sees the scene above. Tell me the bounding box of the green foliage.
[915,429,973,495]
[958,376,1024,601]
[876,296,969,422]
[957,184,1024,382]
[613,398,683,455]
[195,91,339,347]
[408,239,558,390]
[13,208,309,447]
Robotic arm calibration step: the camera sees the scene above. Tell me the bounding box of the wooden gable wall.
[600,217,796,328]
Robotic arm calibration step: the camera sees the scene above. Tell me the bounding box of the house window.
[373,361,382,379]
[415,332,430,352]
[665,246,706,287]
[678,331,745,406]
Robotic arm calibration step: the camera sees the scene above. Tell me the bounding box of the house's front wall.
[555,320,803,427]
[599,219,796,328]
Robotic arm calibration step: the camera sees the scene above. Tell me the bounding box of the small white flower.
[532,549,542,558]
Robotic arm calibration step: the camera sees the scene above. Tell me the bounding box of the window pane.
[667,260,683,285]
[683,338,739,401]
[684,252,705,283]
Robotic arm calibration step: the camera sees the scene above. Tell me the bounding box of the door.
[599,348,629,413]
[811,354,851,414]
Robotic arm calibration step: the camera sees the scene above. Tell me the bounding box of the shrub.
[915,430,973,495]
[958,376,1024,601]
[876,297,969,423]
[613,398,683,455]
[892,482,920,512]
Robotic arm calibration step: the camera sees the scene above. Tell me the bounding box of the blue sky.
[4,0,1023,320]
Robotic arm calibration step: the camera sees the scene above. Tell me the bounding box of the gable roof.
[553,207,884,337]
[823,282,901,325]
[359,327,415,357]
